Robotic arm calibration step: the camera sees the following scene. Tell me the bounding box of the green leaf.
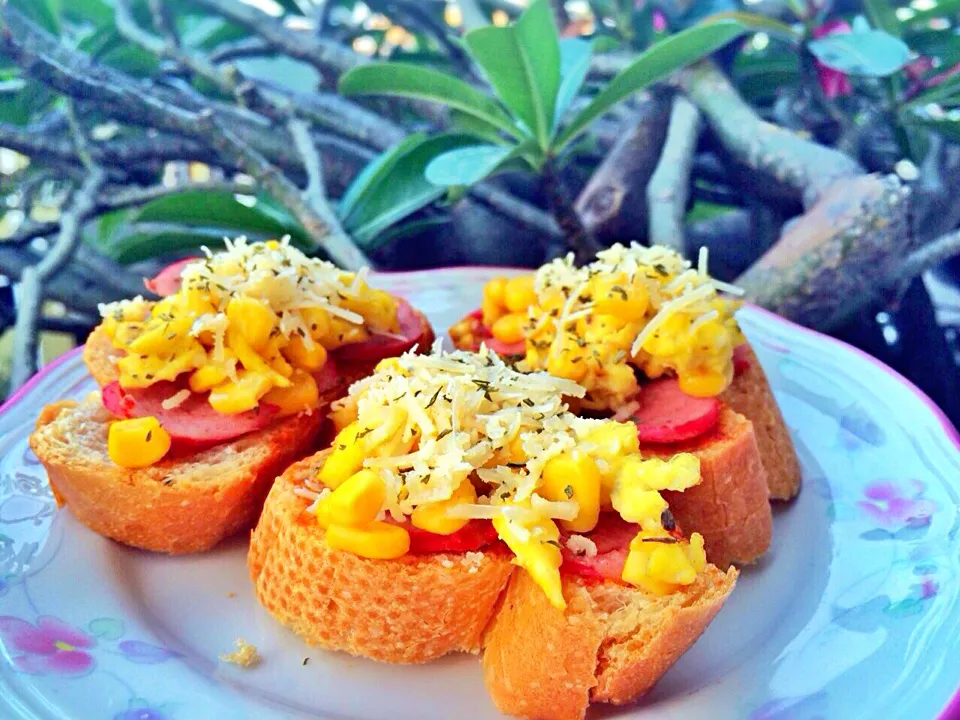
[103,224,279,264]
[808,30,911,77]
[450,110,510,145]
[906,73,960,109]
[340,133,480,247]
[133,189,304,240]
[370,216,451,249]
[556,19,751,150]
[424,144,514,186]
[554,38,593,126]
[863,0,901,38]
[339,63,523,141]
[465,0,561,148]
[907,116,960,144]
[0,77,54,126]
[8,0,60,35]
[100,44,162,75]
[702,11,801,46]
[88,617,125,641]
[62,0,114,27]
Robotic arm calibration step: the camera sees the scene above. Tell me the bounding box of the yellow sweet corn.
[483,276,508,308]
[540,451,600,533]
[503,275,536,313]
[493,515,565,609]
[314,469,385,528]
[318,422,366,488]
[208,370,273,414]
[678,370,728,398]
[226,296,277,351]
[491,313,526,345]
[227,327,290,388]
[410,479,476,534]
[262,369,319,414]
[301,306,332,341]
[621,530,705,594]
[593,276,648,322]
[283,334,328,371]
[107,416,171,468]
[545,348,587,382]
[325,521,410,559]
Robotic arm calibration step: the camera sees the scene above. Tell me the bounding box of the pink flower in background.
[0,615,96,676]
[857,480,937,528]
[811,20,853,98]
[652,9,666,32]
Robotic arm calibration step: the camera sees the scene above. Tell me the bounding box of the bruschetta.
[449,244,800,567]
[248,346,736,718]
[30,238,433,553]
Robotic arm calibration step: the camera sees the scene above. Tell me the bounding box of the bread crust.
[482,566,737,720]
[30,396,327,553]
[248,452,516,664]
[721,345,801,500]
[647,406,772,568]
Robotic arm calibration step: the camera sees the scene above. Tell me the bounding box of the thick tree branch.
[575,89,672,242]
[682,62,861,208]
[897,228,960,287]
[468,185,563,241]
[646,95,700,251]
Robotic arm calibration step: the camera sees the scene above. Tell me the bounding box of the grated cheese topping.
[339,342,608,520]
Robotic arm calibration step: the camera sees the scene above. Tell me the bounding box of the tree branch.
[11,123,107,388]
[209,37,273,64]
[468,185,563,242]
[646,95,700,251]
[682,61,861,208]
[896,228,960,288]
[192,0,366,77]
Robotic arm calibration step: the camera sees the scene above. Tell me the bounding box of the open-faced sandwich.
[449,244,801,568]
[249,345,737,719]
[29,238,433,554]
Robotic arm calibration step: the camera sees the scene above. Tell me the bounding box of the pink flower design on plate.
[0,615,96,676]
[857,480,936,528]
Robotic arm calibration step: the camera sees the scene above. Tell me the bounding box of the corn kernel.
[226,296,277,351]
[318,422,366,488]
[504,275,536,313]
[491,313,526,344]
[321,317,368,348]
[262,369,319,414]
[481,296,503,328]
[209,370,273,414]
[315,469,385,528]
[593,278,648,321]
[325,521,410,559]
[302,307,332,342]
[228,327,290,387]
[678,370,728,397]
[611,484,668,529]
[545,349,587,382]
[540,451,601,533]
[493,516,565,609]
[647,543,696,584]
[107,416,171,468]
[411,479,476,535]
[283,335,328,371]
[483,276,509,308]
[618,454,700,493]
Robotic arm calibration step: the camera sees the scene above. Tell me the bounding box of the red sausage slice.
[560,514,640,581]
[102,380,278,444]
[733,343,751,375]
[631,378,720,444]
[405,519,499,554]
[484,338,526,356]
[143,257,199,297]
[332,298,426,363]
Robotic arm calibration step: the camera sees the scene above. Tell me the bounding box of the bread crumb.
[461,551,484,573]
[440,558,454,569]
[219,638,260,668]
[226,591,237,598]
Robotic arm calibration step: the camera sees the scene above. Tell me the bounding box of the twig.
[10,124,107,388]
[458,0,490,30]
[115,0,239,97]
[289,119,325,209]
[147,0,180,48]
[4,181,256,246]
[192,0,366,77]
[468,185,563,242]
[387,1,474,77]
[209,37,273,64]
[646,96,701,251]
[204,111,368,269]
[896,228,960,287]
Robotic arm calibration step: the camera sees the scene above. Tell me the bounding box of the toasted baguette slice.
[721,345,800,500]
[248,452,516,664]
[645,406,772,568]
[83,324,123,387]
[482,566,737,720]
[29,396,327,553]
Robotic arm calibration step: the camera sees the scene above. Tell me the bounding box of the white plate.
[1,267,959,720]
